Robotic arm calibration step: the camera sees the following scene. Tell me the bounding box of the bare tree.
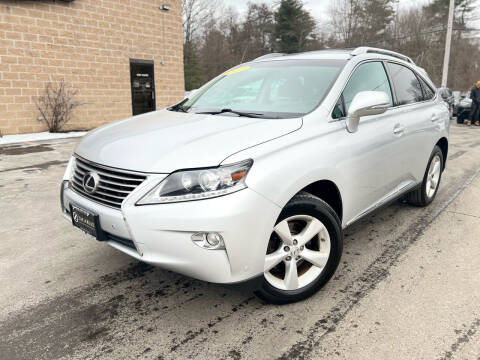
[329,0,364,46]
[385,2,480,89]
[35,79,84,133]
[182,0,479,92]
[243,3,275,59]
[330,0,395,47]
[182,0,220,44]
[182,0,222,90]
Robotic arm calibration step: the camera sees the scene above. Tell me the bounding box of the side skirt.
[344,181,419,229]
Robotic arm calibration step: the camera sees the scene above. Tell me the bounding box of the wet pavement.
[1,123,480,360]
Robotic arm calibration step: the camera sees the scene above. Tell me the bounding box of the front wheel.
[255,192,343,304]
[407,145,444,207]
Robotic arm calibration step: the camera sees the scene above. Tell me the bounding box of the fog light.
[191,232,225,250]
[206,232,222,247]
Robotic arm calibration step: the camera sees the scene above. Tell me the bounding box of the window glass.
[420,78,435,100]
[183,60,346,118]
[386,63,424,105]
[341,62,393,114]
[332,96,345,119]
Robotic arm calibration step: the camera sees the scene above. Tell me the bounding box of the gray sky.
[221,0,429,23]
[222,0,331,21]
[222,0,480,28]
[221,0,480,37]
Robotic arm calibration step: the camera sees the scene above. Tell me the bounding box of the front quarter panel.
[222,116,354,225]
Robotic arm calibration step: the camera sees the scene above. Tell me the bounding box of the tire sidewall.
[258,196,343,304]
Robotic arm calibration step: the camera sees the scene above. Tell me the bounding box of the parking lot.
[1,123,480,360]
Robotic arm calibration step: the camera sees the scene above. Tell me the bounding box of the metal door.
[130,60,156,116]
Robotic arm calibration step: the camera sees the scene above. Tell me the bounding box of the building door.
[130,59,156,116]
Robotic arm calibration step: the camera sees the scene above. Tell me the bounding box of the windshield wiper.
[195,108,271,118]
[169,98,189,113]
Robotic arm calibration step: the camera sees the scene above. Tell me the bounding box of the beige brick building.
[0,0,184,135]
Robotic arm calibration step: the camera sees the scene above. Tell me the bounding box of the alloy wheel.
[264,215,331,291]
[426,154,441,199]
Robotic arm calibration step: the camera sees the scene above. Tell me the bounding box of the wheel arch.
[436,137,448,170]
[297,179,343,221]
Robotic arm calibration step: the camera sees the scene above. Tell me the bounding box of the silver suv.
[61,47,449,303]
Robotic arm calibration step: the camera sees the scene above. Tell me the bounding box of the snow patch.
[0,131,87,145]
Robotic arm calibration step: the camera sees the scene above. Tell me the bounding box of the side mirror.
[346,91,390,133]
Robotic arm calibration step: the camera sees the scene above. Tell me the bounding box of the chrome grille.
[71,157,146,208]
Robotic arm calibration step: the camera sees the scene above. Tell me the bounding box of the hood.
[75,109,302,173]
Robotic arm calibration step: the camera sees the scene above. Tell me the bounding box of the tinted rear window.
[386,63,423,105]
[421,79,435,100]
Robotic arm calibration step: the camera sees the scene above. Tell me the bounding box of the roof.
[252,47,414,65]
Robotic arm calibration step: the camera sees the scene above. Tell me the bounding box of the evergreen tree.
[274,0,316,53]
[361,0,395,45]
[184,42,205,91]
[330,0,395,47]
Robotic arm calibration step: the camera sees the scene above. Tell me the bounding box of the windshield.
[177,59,346,119]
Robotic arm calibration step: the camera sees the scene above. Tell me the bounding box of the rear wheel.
[407,145,444,207]
[255,192,343,304]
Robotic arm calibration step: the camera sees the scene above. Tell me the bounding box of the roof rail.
[351,47,414,64]
[253,53,286,61]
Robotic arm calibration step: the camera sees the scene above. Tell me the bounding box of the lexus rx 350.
[61,47,449,303]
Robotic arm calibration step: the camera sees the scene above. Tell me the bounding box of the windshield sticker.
[224,66,250,76]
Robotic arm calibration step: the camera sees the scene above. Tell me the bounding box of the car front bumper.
[61,181,281,284]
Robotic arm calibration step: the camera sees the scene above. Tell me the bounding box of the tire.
[254,192,343,304]
[407,145,444,207]
[456,113,464,124]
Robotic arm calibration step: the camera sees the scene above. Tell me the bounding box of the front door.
[130,60,156,116]
[332,61,406,222]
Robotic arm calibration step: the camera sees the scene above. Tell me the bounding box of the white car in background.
[61,47,449,303]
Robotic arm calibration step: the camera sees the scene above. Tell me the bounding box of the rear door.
[384,62,442,184]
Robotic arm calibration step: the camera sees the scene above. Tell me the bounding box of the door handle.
[393,124,405,135]
[431,114,440,122]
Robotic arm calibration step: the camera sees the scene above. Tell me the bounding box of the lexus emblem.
[83,172,100,194]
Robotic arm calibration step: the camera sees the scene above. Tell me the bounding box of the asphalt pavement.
[1,123,480,360]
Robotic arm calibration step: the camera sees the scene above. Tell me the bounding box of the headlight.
[61,157,76,213]
[136,159,253,205]
[63,156,76,182]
